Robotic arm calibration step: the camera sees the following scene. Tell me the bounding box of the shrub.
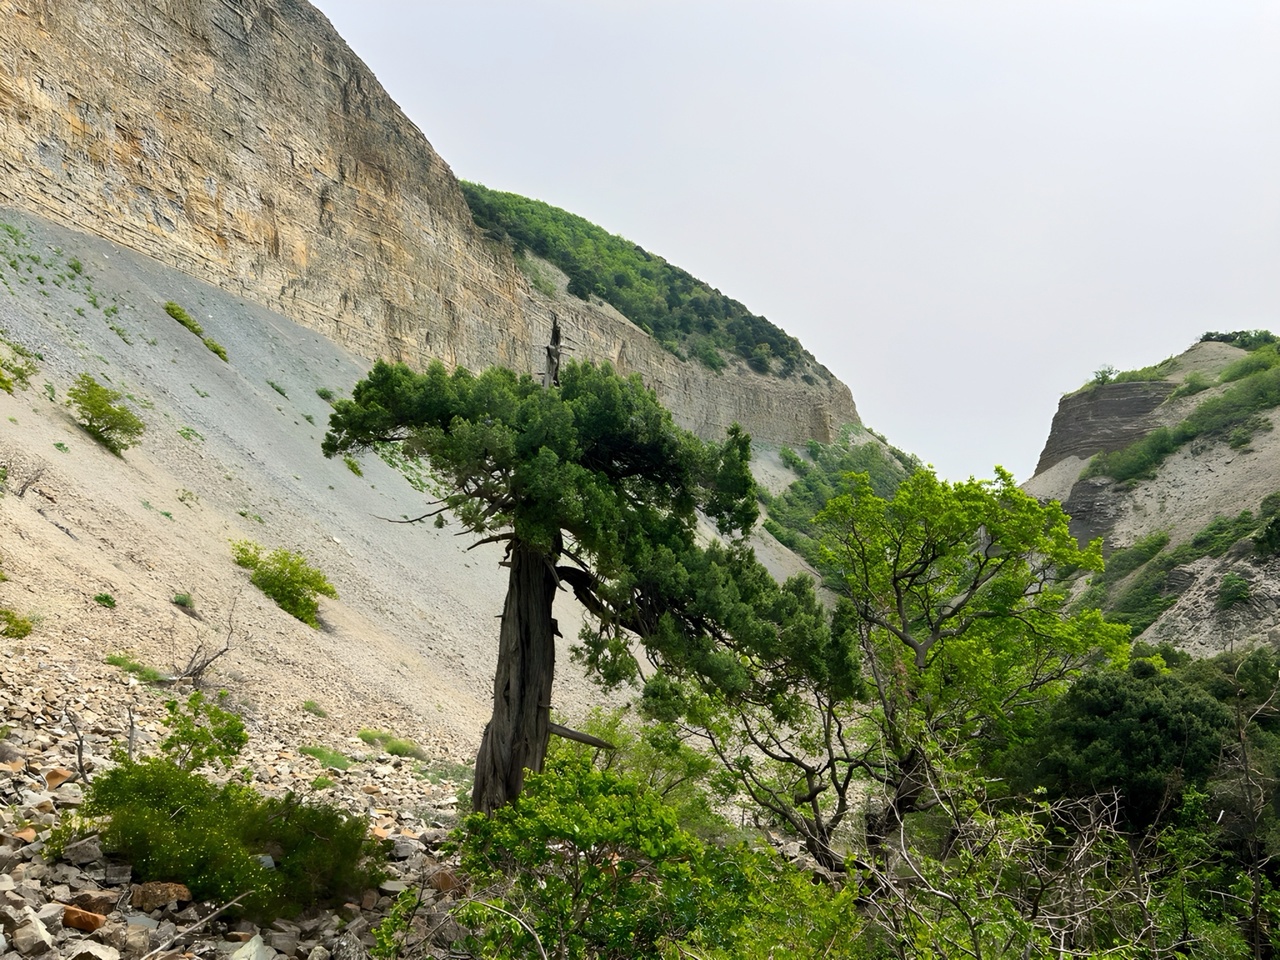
[300,745,350,770]
[302,700,327,717]
[172,592,194,608]
[315,387,335,402]
[357,729,425,759]
[202,337,228,362]
[104,653,165,684]
[1216,573,1251,610]
[343,456,362,477]
[1170,371,1211,399]
[85,758,383,922]
[161,691,248,771]
[164,301,203,336]
[268,380,287,397]
[454,758,746,959]
[66,374,146,454]
[93,593,116,608]
[0,609,33,639]
[231,540,337,628]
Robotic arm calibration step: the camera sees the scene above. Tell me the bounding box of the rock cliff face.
[1033,381,1177,477]
[0,0,857,444]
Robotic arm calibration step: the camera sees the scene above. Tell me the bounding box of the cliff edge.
[0,0,858,444]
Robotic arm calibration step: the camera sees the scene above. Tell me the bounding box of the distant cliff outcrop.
[0,0,858,444]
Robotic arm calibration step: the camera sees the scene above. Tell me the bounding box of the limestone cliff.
[0,0,858,444]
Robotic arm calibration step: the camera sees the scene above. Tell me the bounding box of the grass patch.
[203,337,228,362]
[93,593,116,608]
[104,652,164,684]
[300,745,351,771]
[302,700,328,718]
[268,380,287,398]
[357,729,426,760]
[173,593,194,609]
[164,301,203,336]
[343,456,362,477]
[315,387,335,403]
[0,609,33,639]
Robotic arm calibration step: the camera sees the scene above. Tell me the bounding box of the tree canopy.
[322,358,758,811]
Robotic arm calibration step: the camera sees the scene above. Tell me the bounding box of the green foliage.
[1101,530,1170,584]
[268,380,287,397]
[371,888,422,960]
[315,387,336,402]
[1019,665,1233,828]
[160,691,249,771]
[762,427,917,573]
[164,301,203,335]
[1170,370,1212,399]
[66,373,146,454]
[547,708,732,843]
[202,337,228,361]
[299,745,351,770]
[455,758,749,959]
[93,593,116,608]
[104,652,164,684]
[230,540,337,628]
[0,335,38,394]
[1201,329,1279,351]
[172,593,194,608]
[301,700,328,717]
[343,455,362,477]
[85,757,384,922]
[460,182,815,377]
[0,609,33,639]
[1216,572,1251,610]
[358,729,425,759]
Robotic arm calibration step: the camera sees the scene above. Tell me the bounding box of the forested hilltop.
[460,181,824,379]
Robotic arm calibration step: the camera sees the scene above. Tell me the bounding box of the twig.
[138,890,255,960]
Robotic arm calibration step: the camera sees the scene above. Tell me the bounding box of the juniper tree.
[322,358,756,812]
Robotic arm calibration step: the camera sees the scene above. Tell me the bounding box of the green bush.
[1201,329,1278,351]
[67,373,146,454]
[161,691,249,771]
[104,652,165,684]
[1216,572,1251,610]
[0,609,33,639]
[93,593,116,608]
[1219,344,1280,383]
[231,540,337,628]
[357,729,425,759]
[1169,371,1211,399]
[85,758,384,922]
[300,745,351,770]
[202,337,228,362]
[454,758,747,959]
[164,301,203,336]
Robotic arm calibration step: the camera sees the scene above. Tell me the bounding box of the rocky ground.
[0,654,472,960]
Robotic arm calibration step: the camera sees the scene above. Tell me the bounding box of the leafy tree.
[638,467,1128,873]
[66,373,145,453]
[816,469,1129,860]
[1020,664,1233,828]
[322,359,756,812]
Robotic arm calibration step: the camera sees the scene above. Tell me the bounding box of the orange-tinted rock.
[130,882,191,912]
[62,905,108,932]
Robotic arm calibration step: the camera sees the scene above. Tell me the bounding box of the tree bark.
[472,542,558,814]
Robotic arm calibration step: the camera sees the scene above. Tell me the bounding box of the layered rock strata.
[0,0,857,444]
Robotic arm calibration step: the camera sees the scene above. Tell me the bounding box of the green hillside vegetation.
[1085,330,1280,483]
[1075,492,1280,635]
[460,181,819,379]
[761,427,918,572]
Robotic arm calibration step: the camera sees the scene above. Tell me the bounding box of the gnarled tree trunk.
[472,542,558,813]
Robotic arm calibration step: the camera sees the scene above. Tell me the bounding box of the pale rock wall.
[0,0,858,444]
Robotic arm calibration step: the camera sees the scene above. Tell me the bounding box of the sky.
[311,1,1280,483]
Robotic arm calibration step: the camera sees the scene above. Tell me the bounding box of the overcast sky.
[311,1,1280,483]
